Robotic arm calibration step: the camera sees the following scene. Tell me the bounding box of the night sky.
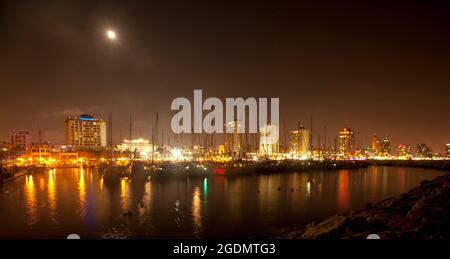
[0,0,449,152]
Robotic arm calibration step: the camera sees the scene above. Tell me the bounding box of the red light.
[213,168,225,175]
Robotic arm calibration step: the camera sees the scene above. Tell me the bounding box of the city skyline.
[3,111,449,157]
[1,1,449,152]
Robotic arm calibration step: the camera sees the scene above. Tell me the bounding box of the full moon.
[106,30,116,40]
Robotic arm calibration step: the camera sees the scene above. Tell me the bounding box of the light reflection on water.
[24,175,38,226]
[120,178,130,213]
[337,170,349,213]
[192,186,202,237]
[0,166,447,238]
[47,169,57,224]
[77,169,84,213]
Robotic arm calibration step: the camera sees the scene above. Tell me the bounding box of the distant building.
[289,124,309,156]
[371,134,380,154]
[259,124,279,156]
[338,128,355,157]
[380,136,391,156]
[397,144,411,158]
[65,114,107,148]
[10,130,32,151]
[224,121,242,155]
[217,144,225,155]
[445,144,450,158]
[417,143,433,158]
[118,138,153,159]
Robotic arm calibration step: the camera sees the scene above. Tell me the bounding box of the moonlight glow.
[106,30,116,40]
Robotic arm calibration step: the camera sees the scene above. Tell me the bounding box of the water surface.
[0,166,446,238]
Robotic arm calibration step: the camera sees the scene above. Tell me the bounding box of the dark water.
[0,166,446,239]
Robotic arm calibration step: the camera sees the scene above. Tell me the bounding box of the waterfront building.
[446,144,450,158]
[10,130,32,151]
[397,144,412,158]
[29,144,53,164]
[65,114,107,148]
[117,138,153,159]
[23,144,79,165]
[338,128,355,157]
[417,143,433,158]
[289,124,309,156]
[259,124,279,156]
[57,152,79,165]
[380,136,391,156]
[371,134,380,154]
[224,121,242,155]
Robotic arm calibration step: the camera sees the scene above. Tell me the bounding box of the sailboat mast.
[129,115,132,161]
[108,112,113,160]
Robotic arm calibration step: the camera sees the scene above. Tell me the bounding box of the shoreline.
[369,159,450,172]
[275,173,450,239]
[0,169,28,183]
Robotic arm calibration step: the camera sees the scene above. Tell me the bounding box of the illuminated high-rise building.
[380,136,391,156]
[371,134,380,154]
[417,143,433,158]
[289,124,309,156]
[10,130,32,151]
[446,144,450,158]
[338,128,355,157]
[259,124,279,156]
[224,121,242,155]
[65,114,107,148]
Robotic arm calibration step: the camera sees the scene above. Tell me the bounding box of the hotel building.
[65,114,107,149]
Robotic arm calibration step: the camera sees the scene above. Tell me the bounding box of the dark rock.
[301,215,347,239]
[279,174,450,239]
[386,215,416,230]
[365,213,392,230]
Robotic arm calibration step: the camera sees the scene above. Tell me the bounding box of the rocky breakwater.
[280,174,450,239]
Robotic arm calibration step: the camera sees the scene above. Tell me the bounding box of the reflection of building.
[371,134,380,154]
[397,144,411,158]
[446,144,450,158]
[338,128,355,156]
[11,130,32,151]
[417,144,433,158]
[118,138,153,159]
[65,114,107,148]
[381,136,391,156]
[225,121,242,155]
[259,124,279,155]
[289,124,309,156]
